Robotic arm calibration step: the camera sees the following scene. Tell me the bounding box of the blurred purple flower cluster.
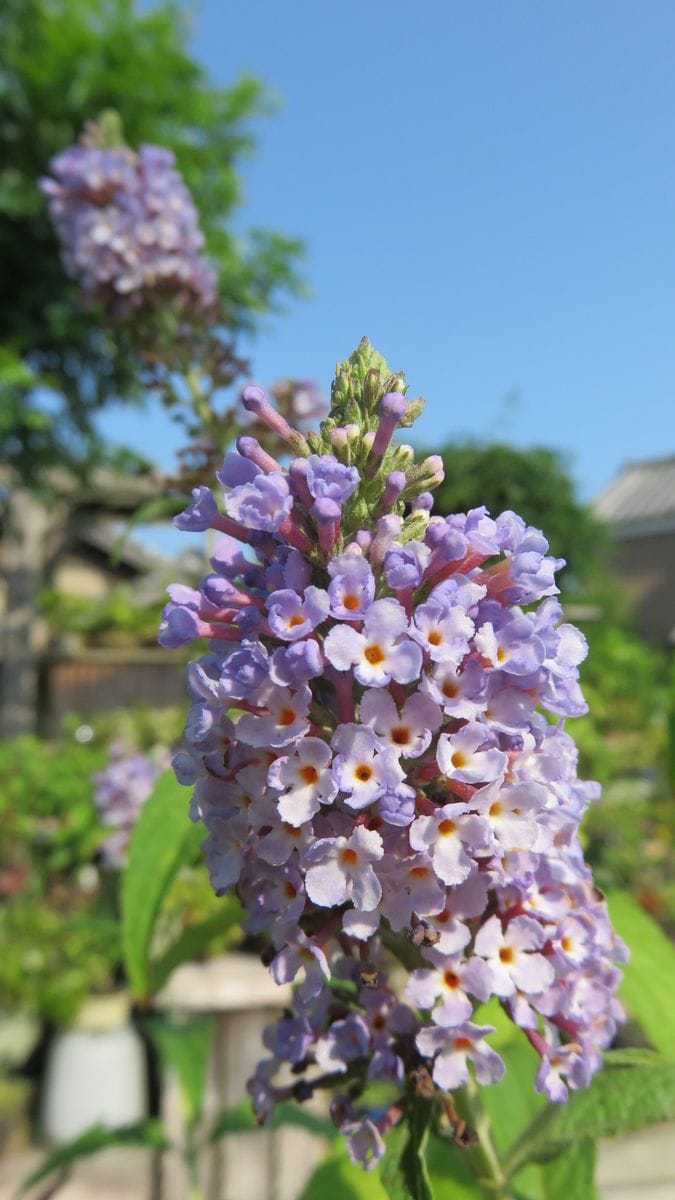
[160,343,626,1167]
[41,137,216,316]
[93,744,167,868]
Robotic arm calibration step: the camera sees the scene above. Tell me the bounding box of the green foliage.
[40,585,164,644]
[0,710,226,1022]
[144,1013,214,1128]
[0,0,303,480]
[540,1141,597,1200]
[121,769,203,998]
[607,891,675,1058]
[0,731,115,1021]
[504,1059,675,1177]
[432,441,609,585]
[574,624,673,931]
[20,1120,168,1195]
[574,621,669,787]
[149,898,243,994]
[380,1099,434,1200]
[300,1146,388,1200]
[209,1098,336,1143]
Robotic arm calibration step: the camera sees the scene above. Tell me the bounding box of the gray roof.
[594,454,675,538]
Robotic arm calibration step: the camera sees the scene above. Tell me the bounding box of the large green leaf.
[300,1145,388,1200]
[541,1141,597,1200]
[149,896,243,993]
[504,1060,675,1177]
[426,1134,483,1199]
[121,770,202,998]
[607,890,675,1058]
[20,1120,168,1194]
[144,1014,214,1128]
[380,1100,435,1200]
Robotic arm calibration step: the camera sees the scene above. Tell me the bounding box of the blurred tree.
[0,0,305,734]
[0,0,303,480]
[431,441,610,588]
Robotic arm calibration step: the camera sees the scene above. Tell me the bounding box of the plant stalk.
[454,1077,512,1200]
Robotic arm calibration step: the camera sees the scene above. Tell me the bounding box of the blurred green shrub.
[573,622,673,933]
[0,707,222,1024]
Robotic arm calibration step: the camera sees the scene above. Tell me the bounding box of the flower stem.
[454,1077,511,1199]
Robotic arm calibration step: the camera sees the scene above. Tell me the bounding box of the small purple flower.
[405,951,492,1026]
[359,688,442,758]
[324,598,422,687]
[174,486,220,531]
[411,599,474,666]
[535,1042,590,1103]
[327,552,376,619]
[269,639,324,686]
[437,722,508,785]
[409,803,489,886]
[384,541,431,590]
[304,826,384,911]
[268,738,338,826]
[315,1014,370,1073]
[235,684,311,748]
[224,469,294,532]
[266,586,329,641]
[474,915,555,998]
[270,933,330,1004]
[306,453,360,504]
[416,1022,505,1089]
[331,724,405,810]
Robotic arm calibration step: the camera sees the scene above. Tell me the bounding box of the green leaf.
[300,1145,388,1200]
[380,1100,435,1200]
[504,1060,675,1177]
[541,1141,597,1200]
[149,896,243,993]
[144,1014,214,1128]
[121,770,202,998]
[607,890,675,1058]
[426,1134,483,1200]
[20,1120,168,1194]
[209,1099,336,1143]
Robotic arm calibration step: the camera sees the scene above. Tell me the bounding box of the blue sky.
[101,0,674,549]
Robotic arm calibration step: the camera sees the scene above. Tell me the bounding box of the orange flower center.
[427,630,442,646]
[451,750,468,769]
[287,613,305,628]
[364,643,385,665]
[354,764,373,783]
[278,707,297,726]
[453,1036,473,1050]
[343,593,360,611]
[499,946,514,963]
[341,847,358,865]
[300,765,320,785]
[391,725,411,745]
[443,970,460,989]
[438,819,456,836]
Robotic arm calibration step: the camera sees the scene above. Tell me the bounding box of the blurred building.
[594,454,675,644]
[0,469,193,735]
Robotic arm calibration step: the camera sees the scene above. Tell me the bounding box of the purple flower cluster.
[162,342,625,1167]
[41,133,216,316]
[93,744,167,868]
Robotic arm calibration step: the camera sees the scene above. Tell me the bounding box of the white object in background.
[41,993,147,1143]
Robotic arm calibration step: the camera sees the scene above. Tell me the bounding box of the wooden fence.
[41,650,188,732]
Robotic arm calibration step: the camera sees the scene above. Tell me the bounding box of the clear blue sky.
[101,0,675,547]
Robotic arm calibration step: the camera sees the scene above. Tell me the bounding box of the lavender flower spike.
[160,338,625,1172]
